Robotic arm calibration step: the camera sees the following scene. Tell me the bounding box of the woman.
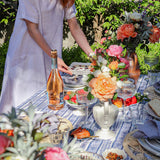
[0,0,93,113]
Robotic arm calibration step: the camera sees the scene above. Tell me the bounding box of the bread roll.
[148,99,160,117]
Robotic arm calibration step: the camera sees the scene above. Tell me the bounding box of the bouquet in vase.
[86,44,129,102]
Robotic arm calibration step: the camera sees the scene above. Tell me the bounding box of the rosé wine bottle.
[47,50,64,110]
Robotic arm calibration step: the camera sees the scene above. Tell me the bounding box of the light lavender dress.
[0,0,76,113]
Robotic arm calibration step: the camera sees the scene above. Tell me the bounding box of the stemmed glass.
[75,89,96,127]
[117,82,136,123]
[144,55,159,86]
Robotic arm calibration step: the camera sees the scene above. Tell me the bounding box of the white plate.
[138,138,160,157]
[144,103,160,120]
[102,148,127,160]
[145,139,160,152]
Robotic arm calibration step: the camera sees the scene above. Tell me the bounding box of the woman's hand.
[57,57,72,75]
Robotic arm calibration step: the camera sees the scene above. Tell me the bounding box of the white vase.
[93,100,119,140]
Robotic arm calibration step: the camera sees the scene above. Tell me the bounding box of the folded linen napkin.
[133,119,160,139]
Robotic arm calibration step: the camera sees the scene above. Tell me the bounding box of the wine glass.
[144,55,159,86]
[75,89,96,127]
[117,82,136,123]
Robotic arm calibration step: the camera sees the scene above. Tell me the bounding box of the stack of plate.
[138,138,160,157]
[153,81,160,95]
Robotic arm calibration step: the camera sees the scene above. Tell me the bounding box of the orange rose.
[89,74,117,101]
[108,61,119,70]
[117,24,137,41]
[149,26,160,43]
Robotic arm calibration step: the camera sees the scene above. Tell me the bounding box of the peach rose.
[89,74,117,101]
[108,61,119,70]
[117,24,138,41]
[149,26,160,43]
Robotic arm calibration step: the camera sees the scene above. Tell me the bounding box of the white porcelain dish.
[102,148,127,160]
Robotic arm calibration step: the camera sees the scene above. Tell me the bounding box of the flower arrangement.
[86,45,129,101]
[116,11,160,56]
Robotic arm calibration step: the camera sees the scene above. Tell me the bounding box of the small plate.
[145,139,160,152]
[144,103,160,120]
[69,128,94,140]
[138,138,160,157]
[102,148,127,160]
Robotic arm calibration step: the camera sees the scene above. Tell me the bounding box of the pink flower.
[0,135,11,154]
[100,37,106,44]
[45,147,70,160]
[107,45,123,58]
[119,57,129,69]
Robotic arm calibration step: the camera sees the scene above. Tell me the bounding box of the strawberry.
[71,95,77,104]
[131,96,137,105]
[64,95,70,100]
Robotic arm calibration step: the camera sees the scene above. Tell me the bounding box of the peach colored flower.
[89,74,117,101]
[45,147,70,160]
[107,45,123,58]
[117,24,138,41]
[149,26,160,43]
[100,37,106,44]
[108,61,119,70]
[0,135,11,154]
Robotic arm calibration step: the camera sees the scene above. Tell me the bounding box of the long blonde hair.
[60,0,75,8]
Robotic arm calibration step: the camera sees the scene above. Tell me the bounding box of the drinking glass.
[144,55,159,85]
[117,82,136,123]
[75,89,96,127]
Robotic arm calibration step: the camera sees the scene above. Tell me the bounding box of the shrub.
[136,43,160,74]
[62,45,89,66]
[0,41,8,92]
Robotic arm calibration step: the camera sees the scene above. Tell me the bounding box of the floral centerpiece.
[86,44,129,101]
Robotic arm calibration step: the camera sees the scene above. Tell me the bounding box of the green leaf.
[87,92,94,100]
[34,132,44,141]
[113,93,118,100]
[84,86,89,91]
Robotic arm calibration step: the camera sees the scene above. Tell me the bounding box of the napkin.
[133,119,160,139]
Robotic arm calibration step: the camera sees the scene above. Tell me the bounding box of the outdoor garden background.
[0,0,160,93]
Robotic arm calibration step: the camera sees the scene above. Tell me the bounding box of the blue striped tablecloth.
[16,74,151,160]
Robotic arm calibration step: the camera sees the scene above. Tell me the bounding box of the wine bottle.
[47,50,64,110]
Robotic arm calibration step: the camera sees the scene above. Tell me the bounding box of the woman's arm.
[67,17,94,56]
[24,20,72,74]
